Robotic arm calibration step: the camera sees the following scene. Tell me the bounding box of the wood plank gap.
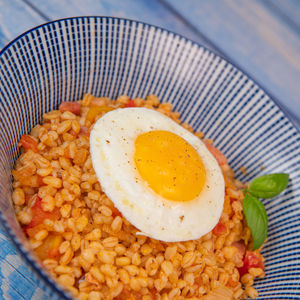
[158,0,224,55]
[260,0,300,34]
[21,0,51,22]
[159,0,300,130]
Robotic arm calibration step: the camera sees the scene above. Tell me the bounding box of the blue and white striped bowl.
[0,17,299,299]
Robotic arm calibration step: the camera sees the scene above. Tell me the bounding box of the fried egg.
[90,108,225,242]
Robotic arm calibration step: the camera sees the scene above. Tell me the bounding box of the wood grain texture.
[0,0,44,49]
[0,229,48,299]
[262,0,300,32]
[161,0,300,127]
[24,0,214,50]
[1,0,299,127]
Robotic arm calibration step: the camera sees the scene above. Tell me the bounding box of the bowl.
[0,17,299,299]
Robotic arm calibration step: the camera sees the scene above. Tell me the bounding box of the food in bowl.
[12,94,267,299]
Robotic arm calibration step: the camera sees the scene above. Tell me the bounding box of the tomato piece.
[232,241,246,263]
[37,175,46,187]
[194,276,203,286]
[125,100,136,108]
[25,194,32,204]
[230,197,236,205]
[86,106,115,122]
[35,234,63,261]
[227,277,239,288]
[232,241,246,257]
[237,264,248,277]
[212,221,227,236]
[149,288,158,300]
[20,135,38,152]
[79,126,90,136]
[48,247,60,259]
[111,206,122,218]
[18,175,41,188]
[69,129,77,136]
[238,251,264,276]
[59,102,81,115]
[26,224,45,238]
[204,142,227,165]
[24,196,60,236]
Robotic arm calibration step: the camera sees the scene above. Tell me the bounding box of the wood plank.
[0,228,48,299]
[24,0,216,51]
[3,0,299,127]
[0,0,45,49]
[161,0,300,127]
[262,0,300,32]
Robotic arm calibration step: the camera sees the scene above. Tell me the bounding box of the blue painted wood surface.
[0,0,44,48]
[263,0,300,31]
[0,0,300,298]
[24,0,203,41]
[161,0,300,129]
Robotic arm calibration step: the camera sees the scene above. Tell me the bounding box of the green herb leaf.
[249,173,289,199]
[243,193,268,250]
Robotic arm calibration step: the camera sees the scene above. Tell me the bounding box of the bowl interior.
[0,17,299,299]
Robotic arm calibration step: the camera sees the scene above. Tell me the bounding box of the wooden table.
[0,1,299,298]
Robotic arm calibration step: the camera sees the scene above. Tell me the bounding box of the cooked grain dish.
[12,94,265,299]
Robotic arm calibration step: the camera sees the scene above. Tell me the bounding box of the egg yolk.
[134,130,206,202]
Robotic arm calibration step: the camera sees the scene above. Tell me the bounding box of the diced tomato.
[25,194,32,203]
[149,288,158,300]
[59,102,81,115]
[48,247,60,259]
[18,175,41,188]
[232,241,246,257]
[86,106,114,123]
[69,129,77,136]
[37,175,46,186]
[111,206,122,218]
[227,277,239,288]
[194,276,203,286]
[24,196,60,237]
[35,233,63,260]
[232,241,246,256]
[230,197,236,205]
[79,126,90,136]
[212,221,227,236]
[238,251,264,277]
[125,100,136,108]
[26,224,45,238]
[20,135,38,152]
[204,142,227,165]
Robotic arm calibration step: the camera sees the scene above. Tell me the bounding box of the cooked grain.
[12,94,265,299]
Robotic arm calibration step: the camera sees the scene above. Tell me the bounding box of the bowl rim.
[0,16,299,299]
[1,15,299,132]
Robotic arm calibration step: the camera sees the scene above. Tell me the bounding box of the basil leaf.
[243,193,268,250]
[249,173,289,199]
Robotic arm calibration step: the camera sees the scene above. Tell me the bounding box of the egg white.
[90,108,225,242]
